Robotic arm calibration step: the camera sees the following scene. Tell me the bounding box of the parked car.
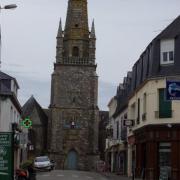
[34,156,51,171]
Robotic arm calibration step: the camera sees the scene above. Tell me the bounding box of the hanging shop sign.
[123,119,134,127]
[166,81,180,100]
[0,132,13,180]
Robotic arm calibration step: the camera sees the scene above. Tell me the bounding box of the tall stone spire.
[90,19,96,39]
[49,0,99,170]
[56,18,64,63]
[57,18,63,38]
[89,20,96,63]
[60,0,90,59]
[64,0,89,40]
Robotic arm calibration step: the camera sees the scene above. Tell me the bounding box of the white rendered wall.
[128,77,180,132]
[0,97,20,132]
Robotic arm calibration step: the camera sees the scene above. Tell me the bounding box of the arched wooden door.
[67,150,78,170]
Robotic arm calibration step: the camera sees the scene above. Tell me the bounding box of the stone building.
[22,96,48,158]
[48,0,99,170]
[98,111,109,161]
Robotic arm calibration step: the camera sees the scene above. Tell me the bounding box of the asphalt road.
[36,170,108,180]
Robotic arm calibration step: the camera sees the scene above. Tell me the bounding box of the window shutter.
[159,89,172,118]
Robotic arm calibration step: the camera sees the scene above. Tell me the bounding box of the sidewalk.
[100,172,142,180]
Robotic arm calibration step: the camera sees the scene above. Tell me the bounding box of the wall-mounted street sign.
[166,81,180,100]
[21,117,32,129]
[123,119,134,127]
[0,132,13,180]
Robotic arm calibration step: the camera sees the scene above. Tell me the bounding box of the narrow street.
[36,170,133,180]
[36,170,108,180]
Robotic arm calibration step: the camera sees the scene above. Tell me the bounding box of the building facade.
[22,96,48,158]
[126,15,180,180]
[48,0,99,170]
[106,15,180,179]
[105,73,131,175]
[0,71,27,170]
[99,111,109,161]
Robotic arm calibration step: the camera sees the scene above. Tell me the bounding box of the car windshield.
[35,157,49,162]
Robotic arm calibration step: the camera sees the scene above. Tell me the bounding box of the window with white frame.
[160,39,175,65]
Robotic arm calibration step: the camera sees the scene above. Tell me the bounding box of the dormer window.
[160,39,174,65]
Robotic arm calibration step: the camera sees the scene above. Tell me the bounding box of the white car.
[34,156,52,171]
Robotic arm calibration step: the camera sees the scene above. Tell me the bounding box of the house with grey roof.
[0,71,27,169]
[107,15,180,180]
[22,96,48,158]
[126,15,180,180]
[105,71,132,175]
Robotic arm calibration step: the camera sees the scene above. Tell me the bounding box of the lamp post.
[0,4,17,10]
[0,5,17,180]
[0,4,17,70]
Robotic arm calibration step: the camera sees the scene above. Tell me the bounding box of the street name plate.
[0,132,13,180]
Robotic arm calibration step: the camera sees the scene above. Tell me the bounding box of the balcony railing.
[60,57,94,65]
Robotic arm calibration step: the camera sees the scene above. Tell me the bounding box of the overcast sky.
[1,0,180,110]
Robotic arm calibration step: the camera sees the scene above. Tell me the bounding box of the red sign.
[128,135,135,145]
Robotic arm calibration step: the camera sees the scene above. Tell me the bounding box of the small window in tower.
[75,24,79,28]
[72,47,79,57]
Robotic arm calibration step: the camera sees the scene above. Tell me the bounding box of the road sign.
[166,81,180,100]
[0,132,13,180]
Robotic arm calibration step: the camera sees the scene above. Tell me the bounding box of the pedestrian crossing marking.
[57,174,65,177]
[72,174,79,178]
[86,176,93,179]
[42,174,50,177]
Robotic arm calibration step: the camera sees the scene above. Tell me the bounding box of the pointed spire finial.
[90,19,96,38]
[57,18,63,37]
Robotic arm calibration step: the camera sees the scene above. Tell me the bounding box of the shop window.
[72,46,79,57]
[159,142,171,179]
[159,89,172,118]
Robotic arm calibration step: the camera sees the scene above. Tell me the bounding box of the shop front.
[134,124,180,180]
[127,135,136,177]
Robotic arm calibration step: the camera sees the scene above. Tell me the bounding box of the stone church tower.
[48,0,99,170]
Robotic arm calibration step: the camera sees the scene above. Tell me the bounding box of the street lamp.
[0,4,17,69]
[0,4,17,10]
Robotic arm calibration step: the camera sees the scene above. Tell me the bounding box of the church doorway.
[67,150,78,170]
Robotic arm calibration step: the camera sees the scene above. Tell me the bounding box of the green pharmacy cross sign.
[21,118,32,128]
